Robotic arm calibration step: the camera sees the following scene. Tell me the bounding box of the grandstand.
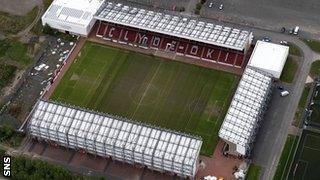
[219,41,289,156]
[27,100,202,178]
[93,1,252,68]
[219,67,273,156]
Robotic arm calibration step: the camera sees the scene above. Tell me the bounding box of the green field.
[51,42,239,155]
[288,130,320,180]
[280,57,298,83]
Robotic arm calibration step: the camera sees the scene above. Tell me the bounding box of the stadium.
[25,0,289,178]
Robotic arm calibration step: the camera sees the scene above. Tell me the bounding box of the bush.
[4,41,31,66]
[12,156,81,179]
[42,23,55,36]
[43,24,77,42]
[0,64,17,88]
[0,125,24,147]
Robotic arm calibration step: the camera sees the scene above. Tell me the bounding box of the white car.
[209,2,213,8]
[280,90,290,97]
[219,4,223,10]
[280,41,288,45]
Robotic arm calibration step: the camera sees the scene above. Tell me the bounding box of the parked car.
[280,41,288,45]
[293,26,300,35]
[262,36,271,42]
[281,27,286,33]
[280,90,290,97]
[277,85,284,90]
[219,4,223,10]
[209,2,213,8]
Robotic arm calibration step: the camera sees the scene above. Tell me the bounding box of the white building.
[28,100,202,178]
[219,67,273,156]
[41,0,104,36]
[248,41,289,78]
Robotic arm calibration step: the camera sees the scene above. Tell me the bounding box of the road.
[249,31,320,179]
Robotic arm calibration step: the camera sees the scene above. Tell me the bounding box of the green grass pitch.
[288,130,320,180]
[51,42,239,155]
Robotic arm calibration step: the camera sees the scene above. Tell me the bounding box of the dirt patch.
[0,0,41,16]
[70,74,81,81]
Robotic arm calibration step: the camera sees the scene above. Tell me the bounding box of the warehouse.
[27,100,202,178]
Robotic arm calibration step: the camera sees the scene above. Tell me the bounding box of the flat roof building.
[41,0,104,36]
[248,41,289,78]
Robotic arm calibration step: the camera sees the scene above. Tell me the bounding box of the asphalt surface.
[202,0,320,39]
[0,0,41,16]
[249,32,320,179]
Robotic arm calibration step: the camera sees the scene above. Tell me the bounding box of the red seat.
[97,23,107,37]
[225,53,236,65]
[218,51,227,62]
[235,54,244,67]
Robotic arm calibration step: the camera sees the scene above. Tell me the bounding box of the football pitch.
[51,42,239,155]
[288,130,320,180]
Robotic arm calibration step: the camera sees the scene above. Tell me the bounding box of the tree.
[42,24,55,35]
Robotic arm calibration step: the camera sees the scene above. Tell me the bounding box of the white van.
[293,26,300,35]
[281,90,290,97]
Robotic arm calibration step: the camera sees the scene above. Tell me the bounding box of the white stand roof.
[219,67,273,156]
[42,0,104,36]
[95,1,252,51]
[28,100,202,178]
[248,41,289,78]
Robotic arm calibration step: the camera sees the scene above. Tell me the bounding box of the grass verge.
[273,135,299,180]
[280,57,298,83]
[288,43,301,57]
[303,39,320,53]
[246,164,262,180]
[293,85,310,127]
[310,60,320,78]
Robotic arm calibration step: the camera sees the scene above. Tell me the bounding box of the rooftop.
[248,41,289,78]
[28,100,202,177]
[95,1,252,51]
[42,0,104,27]
[219,67,273,155]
